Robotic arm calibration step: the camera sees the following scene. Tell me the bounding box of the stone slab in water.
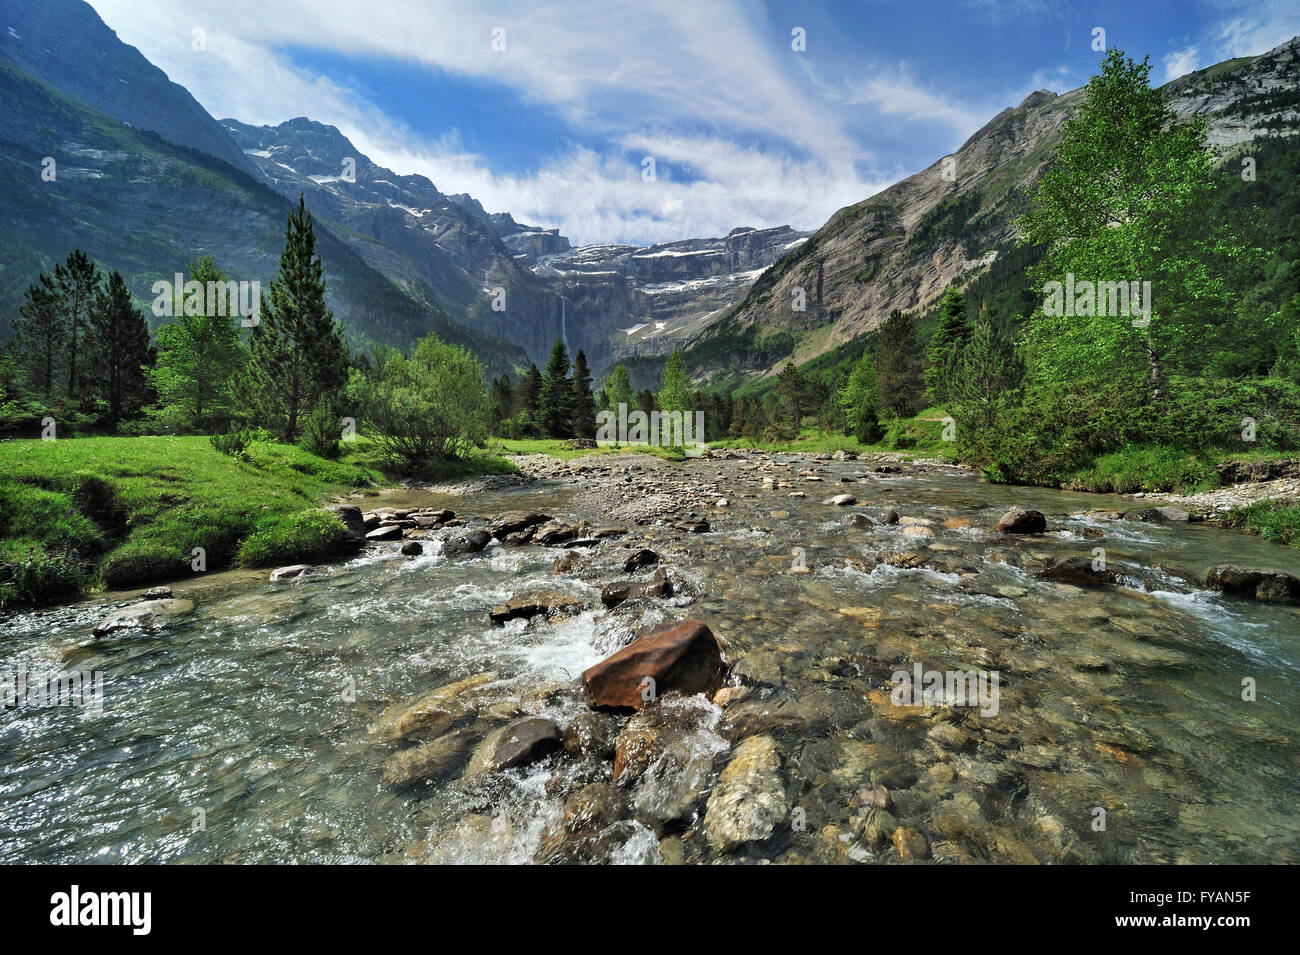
[582,619,725,711]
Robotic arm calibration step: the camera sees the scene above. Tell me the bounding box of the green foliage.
[86,270,152,424]
[240,197,349,440]
[538,340,573,437]
[924,287,970,404]
[146,257,246,433]
[874,309,926,417]
[1019,49,1257,395]
[657,349,695,414]
[602,364,634,411]
[906,190,984,253]
[347,333,491,471]
[570,349,597,439]
[235,510,352,567]
[298,399,342,460]
[1223,500,1300,549]
[0,435,377,605]
[838,351,884,443]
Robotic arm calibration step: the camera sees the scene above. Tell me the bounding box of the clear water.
[1,458,1297,864]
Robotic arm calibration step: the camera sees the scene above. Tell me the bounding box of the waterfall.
[560,297,570,351]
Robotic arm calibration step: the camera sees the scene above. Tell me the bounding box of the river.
[1,452,1296,864]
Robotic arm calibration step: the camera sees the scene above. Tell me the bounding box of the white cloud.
[1163,46,1201,81]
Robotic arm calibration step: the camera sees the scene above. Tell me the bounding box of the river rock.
[489,590,586,625]
[996,509,1047,533]
[703,735,789,853]
[142,586,172,599]
[1205,566,1300,604]
[400,541,423,557]
[533,521,581,546]
[600,569,673,608]
[879,509,900,524]
[561,710,621,760]
[382,728,476,787]
[442,529,492,556]
[465,716,562,776]
[489,511,551,537]
[369,672,497,742]
[366,524,402,541]
[1125,506,1192,523]
[93,598,195,636]
[823,494,857,506]
[551,551,587,574]
[269,564,314,582]
[844,513,873,528]
[329,504,367,543]
[1036,556,1119,587]
[582,619,726,712]
[624,548,659,572]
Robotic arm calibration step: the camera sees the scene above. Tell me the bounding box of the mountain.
[680,37,1300,388]
[224,118,807,373]
[0,0,254,175]
[0,1,527,376]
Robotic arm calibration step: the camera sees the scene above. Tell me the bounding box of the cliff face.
[684,37,1300,384]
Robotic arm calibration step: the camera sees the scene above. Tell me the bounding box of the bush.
[210,427,274,458]
[235,510,352,567]
[298,401,342,459]
[346,334,491,471]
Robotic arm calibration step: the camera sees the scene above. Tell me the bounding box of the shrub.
[298,401,342,459]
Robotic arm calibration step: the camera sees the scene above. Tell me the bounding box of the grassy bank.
[0,436,385,607]
[1223,500,1300,549]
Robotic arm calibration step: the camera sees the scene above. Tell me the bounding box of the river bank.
[2,448,1297,864]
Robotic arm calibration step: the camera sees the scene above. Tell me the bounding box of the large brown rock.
[581,619,725,712]
[996,509,1046,534]
[1205,566,1300,604]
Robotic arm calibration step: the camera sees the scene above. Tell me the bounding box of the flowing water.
[1,457,1297,864]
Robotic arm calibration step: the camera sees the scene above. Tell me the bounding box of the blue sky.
[89,0,1300,246]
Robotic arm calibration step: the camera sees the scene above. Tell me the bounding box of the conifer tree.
[925,286,971,405]
[86,270,152,423]
[242,196,349,439]
[538,340,573,437]
[54,250,101,399]
[874,309,926,417]
[570,349,597,438]
[12,272,65,395]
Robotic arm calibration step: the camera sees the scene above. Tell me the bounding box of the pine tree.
[242,196,349,440]
[86,270,152,424]
[537,340,573,437]
[875,309,925,417]
[53,250,101,398]
[925,287,971,406]
[656,349,694,413]
[949,302,1024,428]
[489,374,514,427]
[12,272,65,395]
[569,349,597,438]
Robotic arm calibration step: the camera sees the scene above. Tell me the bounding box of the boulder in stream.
[269,564,314,582]
[582,619,725,712]
[442,529,492,556]
[1205,566,1300,604]
[93,598,195,637]
[465,716,562,776]
[489,510,551,537]
[703,734,790,853]
[996,509,1047,534]
[488,589,586,625]
[1035,556,1119,587]
[600,569,673,607]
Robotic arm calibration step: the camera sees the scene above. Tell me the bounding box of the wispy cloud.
[1163,46,1201,81]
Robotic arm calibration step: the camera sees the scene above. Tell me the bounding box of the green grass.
[1222,500,1300,548]
[708,416,960,461]
[1064,445,1222,494]
[0,436,382,607]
